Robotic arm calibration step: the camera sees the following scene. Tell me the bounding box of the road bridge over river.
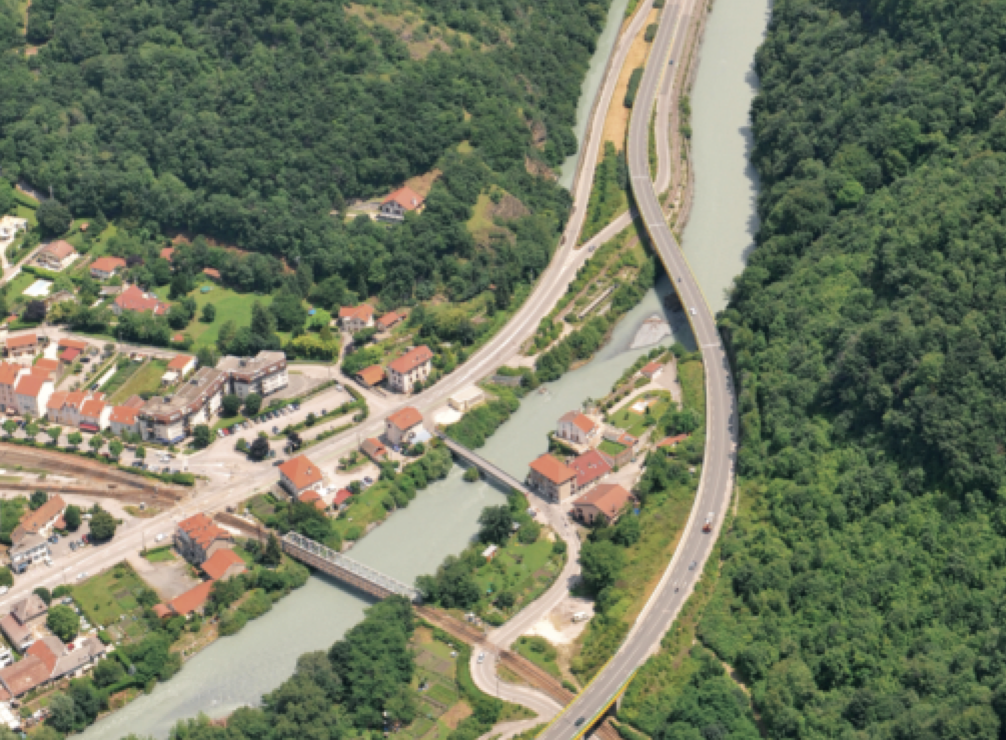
[435,432,534,497]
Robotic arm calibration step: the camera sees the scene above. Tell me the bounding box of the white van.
[572,612,588,623]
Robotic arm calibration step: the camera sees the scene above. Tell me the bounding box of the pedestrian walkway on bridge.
[282,532,421,602]
[434,432,533,497]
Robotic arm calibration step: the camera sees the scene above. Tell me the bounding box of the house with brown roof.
[298,490,328,512]
[35,358,59,375]
[527,453,577,503]
[47,390,104,427]
[339,304,375,333]
[57,337,88,354]
[361,437,388,463]
[11,495,66,559]
[203,267,221,280]
[160,247,175,262]
[385,406,424,447]
[0,653,51,697]
[36,240,78,271]
[14,372,54,416]
[570,449,612,493]
[89,256,127,280]
[175,512,232,565]
[333,488,352,511]
[79,398,110,432]
[378,186,425,222]
[640,361,664,380]
[557,411,600,446]
[5,333,38,364]
[109,405,141,436]
[156,580,214,618]
[357,364,386,387]
[200,548,247,581]
[573,484,634,524]
[278,455,324,497]
[0,594,48,651]
[656,433,689,450]
[0,362,24,410]
[376,311,405,332]
[387,345,433,394]
[167,354,197,378]
[112,285,169,316]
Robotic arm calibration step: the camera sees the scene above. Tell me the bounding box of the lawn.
[598,439,627,457]
[608,390,672,437]
[7,272,34,300]
[108,359,169,403]
[679,359,705,418]
[100,359,140,397]
[152,281,274,351]
[333,481,396,541]
[472,538,560,616]
[141,546,176,563]
[71,563,154,632]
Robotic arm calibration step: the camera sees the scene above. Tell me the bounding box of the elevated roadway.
[537,0,740,736]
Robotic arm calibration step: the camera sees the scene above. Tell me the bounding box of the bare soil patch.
[603,8,660,150]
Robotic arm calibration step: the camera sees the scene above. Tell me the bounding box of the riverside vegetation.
[620,0,1006,737]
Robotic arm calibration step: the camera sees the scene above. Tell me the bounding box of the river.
[83,0,769,733]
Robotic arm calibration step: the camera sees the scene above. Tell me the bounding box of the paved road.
[538,0,740,737]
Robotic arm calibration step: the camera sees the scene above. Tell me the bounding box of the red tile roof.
[529,454,576,485]
[168,581,213,616]
[177,513,231,551]
[387,406,423,432]
[109,406,139,425]
[14,494,66,541]
[574,483,633,520]
[60,348,80,363]
[167,354,194,371]
[115,286,168,315]
[15,373,49,398]
[657,434,689,449]
[641,361,662,376]
[0,655,51,696]
[376,311,404,330]
[559,411,596,434]
[357,365,386,386]
[35,358,59,373]
[0,363,21,386]
[570,449,612,489]
[123,395,146,409]
[278,455,323,491]
[299,490,322,503]
[47,391,68,411]
[383,186,425,211]
[90,256,126,274]
[58,338,87,351]
[333,489,352,507]
[40,240,76,260]
[160,247,174,261]
[200,549,246,581]
[6,334,37,349]
[388,346,432,375]
[26,639,59,675]
[203,267,221,279]
[80,399,106,419]
[339,304,374,322]
[153,604,172,619]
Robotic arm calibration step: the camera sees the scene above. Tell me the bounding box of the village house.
[376,311,405,332]
[160,247,174,262]
[556,411,600,446]
[35,358,59,376]
[108,405,142,436]
[12,494,67,549]
[167,354,197,379]
[573,483,634,525]
[278,454,325,498]
[153,581,214,619]
[203,267,221,281]
[47,391,104,427]
[361,437,388,463]
[378,186,425,223]
[0,363,20,411]
[656,433,690,450]
[387,345,433,394]
[5,333,38,364]
[112,285,169,316]
[57,337,88,365]
[338,304,375,333]
[332,488,353,512]
[35,240,78,272]
[385,406,424,448]
[356,364,386,388]
[601,428,640,467]
[175,513,233,565]
[640,360,664,381]
[527,453,577,503]
[14,372,54,416]
[569,449,612,494]
[200,549,247,582]
[448,387,486,413]
[0,594,48,652]
[218,351,288,398]
[79,398,110,432]
[89,256,127,280]
[138,367,227,444]
[298,490,328,512]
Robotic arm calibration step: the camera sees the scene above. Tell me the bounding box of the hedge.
[624,67,644,108]
[644,23,657,41]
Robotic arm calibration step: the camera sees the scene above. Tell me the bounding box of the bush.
[624,67,644,107]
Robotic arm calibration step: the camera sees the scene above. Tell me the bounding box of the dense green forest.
[0,0,610,309]
[660,0,1006,738]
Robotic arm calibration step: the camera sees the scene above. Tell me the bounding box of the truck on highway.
[703,512,715,533]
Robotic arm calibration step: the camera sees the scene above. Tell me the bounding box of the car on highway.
[477,652,485,664]
[575,717,586,728]
[48,535,58,544]
[689,560,697,570]
[689,307,697,315]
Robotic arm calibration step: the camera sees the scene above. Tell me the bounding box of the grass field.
[153,282,274,350]
[472,538,558,615]
[142,546,176,562]
[332,481,395,540]
[598,439,627,457]
[100,359,140,397]
[72,563,153,632]
[679,359,705,418]
[7,272,34,300]
[109,359,169,403]
[513,636,562,678]
[609,390,672,437]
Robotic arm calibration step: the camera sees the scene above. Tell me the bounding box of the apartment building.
[218,351,288,399]
[47,391,106,427]
[138,367,227,444]
[386,346,433,394]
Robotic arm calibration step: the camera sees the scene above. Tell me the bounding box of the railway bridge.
[281,532,422,602]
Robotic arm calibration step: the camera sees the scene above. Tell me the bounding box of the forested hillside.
[0,0,608,305]
[683,0,1006,737]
